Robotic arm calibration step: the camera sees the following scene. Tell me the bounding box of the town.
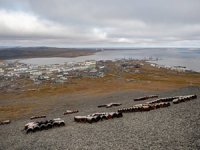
[0,58,195,94]
[0,60,107,91]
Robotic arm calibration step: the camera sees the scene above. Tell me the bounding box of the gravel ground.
[0,86,200,150]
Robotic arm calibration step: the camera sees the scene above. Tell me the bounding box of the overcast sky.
[0,0,200,47]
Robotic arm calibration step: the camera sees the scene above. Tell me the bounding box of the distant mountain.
[0,47,98,60]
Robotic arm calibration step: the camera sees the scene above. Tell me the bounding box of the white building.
[0,68,4,73]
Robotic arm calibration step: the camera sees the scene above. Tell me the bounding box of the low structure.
[134,95,158,101]
[30,115,46,120]
[146,96,179,104]
[63,110,79,115]
[173,95,197,104]
[118,102,170,113]
[24,118,65,134]
[98,103,122,108]
[74,112,123,123]
[0,120,11,125]
[147,94,197,104]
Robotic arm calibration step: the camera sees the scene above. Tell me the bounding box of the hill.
[0,47,97,60]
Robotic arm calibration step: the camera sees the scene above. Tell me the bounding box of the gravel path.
[0,86,200,150]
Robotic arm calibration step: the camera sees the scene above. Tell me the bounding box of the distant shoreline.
[0,47,100,60]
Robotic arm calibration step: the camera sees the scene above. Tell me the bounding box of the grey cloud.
[0,0,200,47]
[29,0,200,24]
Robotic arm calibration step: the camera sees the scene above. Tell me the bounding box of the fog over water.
[16,48,200,72]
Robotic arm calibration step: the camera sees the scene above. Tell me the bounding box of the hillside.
[0,47,97,60]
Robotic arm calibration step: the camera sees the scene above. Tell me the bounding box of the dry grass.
[0,104,37,121]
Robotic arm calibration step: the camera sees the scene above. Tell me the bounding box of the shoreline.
[0,47,99,60]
